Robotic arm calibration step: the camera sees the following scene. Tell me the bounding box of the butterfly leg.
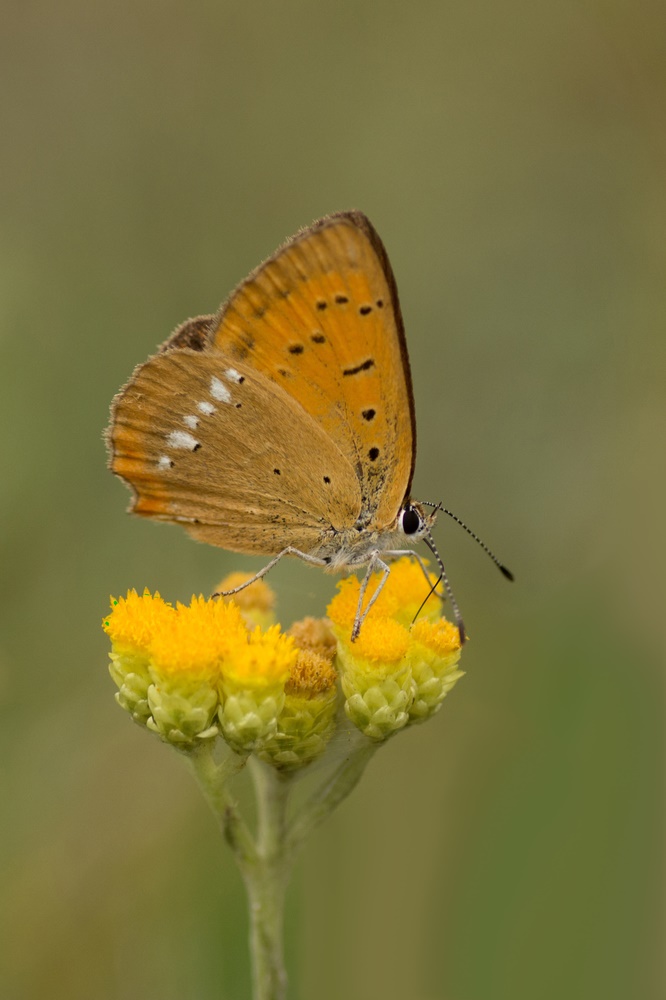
[212,547,329,598]
[351,552,391,642]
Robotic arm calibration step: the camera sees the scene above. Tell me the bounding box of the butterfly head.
[397,500,435,542]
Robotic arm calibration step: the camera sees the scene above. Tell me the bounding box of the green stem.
[188,739,379,999]
[244,758,293,1000]
[186,742,255,862]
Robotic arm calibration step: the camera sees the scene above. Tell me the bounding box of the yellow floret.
[288,617,337,662]
[102,590,174,653]
[410,618,462,657]
[348,617,411,666]
[149,597,247,682]
[327,557,442,633]
[286,648,338,697]
[221,625,296,689]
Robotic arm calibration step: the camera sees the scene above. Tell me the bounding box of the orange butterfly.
[107,212,511,639]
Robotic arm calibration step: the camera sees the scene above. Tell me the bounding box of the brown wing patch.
[108,348,362,556]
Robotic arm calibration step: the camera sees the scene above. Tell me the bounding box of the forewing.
[204,212,416,528]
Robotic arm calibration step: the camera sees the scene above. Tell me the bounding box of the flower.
[103,589,296,751]
[103,590,174,724]
[257,618,339,770]
[103,557,463,754]
[327,558,463,740]
[217,625,297,752]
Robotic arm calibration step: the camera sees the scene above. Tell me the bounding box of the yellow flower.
[104,590,174,724]
[407,619,464,724]
[217,625,297,753]
[326,558,463,741]
[150,596,246,684]
[142,596,247,747]
[103,589,174,655]
[258,619,339,770]
[327,557,442,634]
[103,559,465,754]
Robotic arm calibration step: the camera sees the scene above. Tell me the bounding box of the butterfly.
[108,212,509,640]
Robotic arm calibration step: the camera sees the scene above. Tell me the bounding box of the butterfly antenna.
[412,570,444,628]
[421,501,514,581]
[422,527,466,645]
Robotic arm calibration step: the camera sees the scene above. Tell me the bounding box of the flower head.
[103,590,174,724]
[258,621,339,770]
[103,587,297,750]
[327,558,463,740]
[103,559,464,755]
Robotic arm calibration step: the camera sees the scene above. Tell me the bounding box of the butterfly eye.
[400,504,424,536]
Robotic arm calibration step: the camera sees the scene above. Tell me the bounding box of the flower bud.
[258,619,339,769]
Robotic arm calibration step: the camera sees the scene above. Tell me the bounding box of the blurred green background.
[1,1,664,997]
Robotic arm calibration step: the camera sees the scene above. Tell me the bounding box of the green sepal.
[218,690,285,753]
[257,690,338,770]
[147,681,219,747]
[108,649,152,724]
[340,665,415,741]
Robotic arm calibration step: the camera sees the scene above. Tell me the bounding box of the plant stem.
[188,740,380,999]
[186,742,255,862]
[244,758,293,1000]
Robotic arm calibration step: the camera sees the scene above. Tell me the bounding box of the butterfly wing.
[202,211,416,529]
[109,346,362,554]
[108,211,416,553]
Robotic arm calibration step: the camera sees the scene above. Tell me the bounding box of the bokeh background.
[1,2,664,998]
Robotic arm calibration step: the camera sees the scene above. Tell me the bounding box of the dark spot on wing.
[362,408,376,421]
[335,294,349,304]
[311,332,325,344]
[359,305,372,315]
[288,344,304,354]
[343,358,375,376]
[316,300,327,310]
[193,443,202,452]
[323,476,331,484]
[163,316,212,352]
[274,468,281,475]
[376,299,384,308]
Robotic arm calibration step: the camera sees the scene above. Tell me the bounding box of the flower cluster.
[103,559,463,765]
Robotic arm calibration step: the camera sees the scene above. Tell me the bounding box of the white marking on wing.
[197,400,216,415]
[225,368,243,382]
[183,414,199,429]
[210,376,232,403]
[167,430,200,450]
[157,455,172,469]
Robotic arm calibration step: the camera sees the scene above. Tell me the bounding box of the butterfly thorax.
[312,500,434,571]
